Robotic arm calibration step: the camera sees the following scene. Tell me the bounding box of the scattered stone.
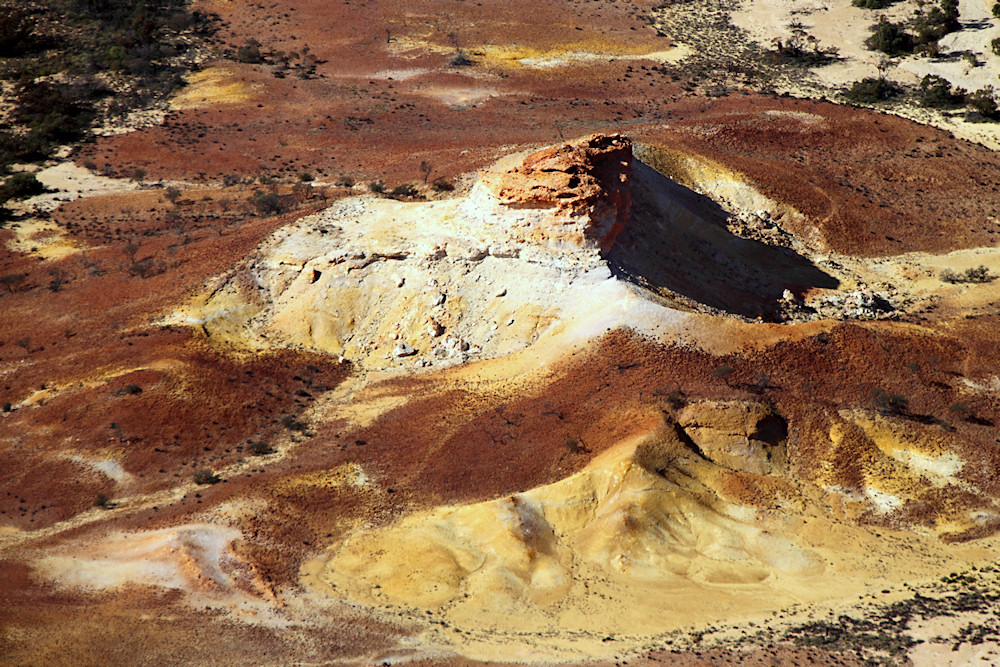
[392,342,416,357]
[426,318,444,337]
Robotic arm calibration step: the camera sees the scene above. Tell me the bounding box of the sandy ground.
[731,0,1000,148]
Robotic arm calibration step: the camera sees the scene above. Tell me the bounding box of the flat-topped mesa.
[474,134,632,252]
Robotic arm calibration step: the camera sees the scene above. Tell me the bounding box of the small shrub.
[389,183,419,198]
[844,77,902,103]
[941,265,994,283]
[46,267,66,292]
[128,257,166,279]
[712,364,734,380]
[0,172,45,204]
[250,190,285,215]
[853,0,898,7]
[918,74,965,108]
[865,19,913,55]
[129,168,146,182]
[94,493,111,509]
[368,180,386,194]
[994,2,1000,18]
[164,186,181,203]
[873,388,908,415]
[0,273,28,293]
[298,171,313,182]
[967,87,999,118]
[334,175,355,187]
[236,40,264,64]
[913,0,961,45]
[658,388,686,410]
[431,177,455,192]
[993,38,1000,57]
[193,469,221,485]
[948,401,976,421]
[281,415,307,432]
[246,440,274,456]
[449,50,474,67]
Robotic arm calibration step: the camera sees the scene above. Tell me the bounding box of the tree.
[844,77,901,103]
[419,160,433,183]
[0,172,45,205]
[48,267,67,293]
[865,18,913,55]
[968,87,998,118]
[918,74,965,107]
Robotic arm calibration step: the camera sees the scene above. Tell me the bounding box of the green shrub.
[865,20,913,55]
[250,190,286,215]
[967,87,999,118]
[940,265,994,283]
[844,77,902,103]
[431,178,455,192]
[992,38,1000,57]
[913,0,961,46]
[389,183,419,198]
[853,0,898,8]
[368,180,386,194]
[0,172,45,204]
[280,415,307,431]
[918,74,965,108]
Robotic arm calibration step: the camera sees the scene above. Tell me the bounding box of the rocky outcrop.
[475,134,632,251]
[177,134,641,370]
[678,400,788,475]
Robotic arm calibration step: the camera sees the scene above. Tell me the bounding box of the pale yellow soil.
[171,66,261,110]
[313,423,1000,661]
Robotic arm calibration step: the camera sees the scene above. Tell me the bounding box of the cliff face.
[476,134,632,251]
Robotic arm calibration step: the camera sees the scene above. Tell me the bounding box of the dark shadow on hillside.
[607,160,839,320]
